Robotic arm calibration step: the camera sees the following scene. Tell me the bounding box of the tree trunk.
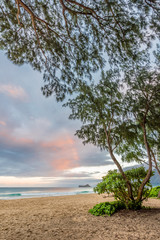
[103,125,134,201]
[137,124,152,201]
[150,149,160,176]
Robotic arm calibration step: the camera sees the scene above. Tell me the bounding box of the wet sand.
[0,194,160,240]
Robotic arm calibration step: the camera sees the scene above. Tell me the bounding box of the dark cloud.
[62,172,93,178]
[79,148,114,167]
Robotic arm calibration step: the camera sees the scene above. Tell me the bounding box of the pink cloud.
[41,136,80,170]
[0,121,6,126]
[52,158,76,171]
[0,84,27,100]
[52,145,79,171]
[15,137,34,145]
[41,137,74,149]
[0,127,79,172]
[0,129,33,147]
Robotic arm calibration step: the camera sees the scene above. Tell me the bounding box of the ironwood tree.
[0,0,159,100]
[0,1,160,207]
[65,67,160,208]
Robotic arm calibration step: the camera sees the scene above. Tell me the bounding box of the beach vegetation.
[149,186,160,198]
[89,200,151,216]
[89,201,125,216]
[65,66,160,210]
[94,167,153,209]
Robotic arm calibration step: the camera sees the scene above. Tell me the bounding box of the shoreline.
[0,192,95,201]
[0,187,94,200]
[0,194,160,239]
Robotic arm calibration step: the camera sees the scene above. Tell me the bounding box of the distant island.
[78,184,91,187]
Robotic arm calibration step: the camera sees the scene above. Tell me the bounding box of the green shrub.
[94,167,153,209]
[149,186,160,198]
[89,201,125,216]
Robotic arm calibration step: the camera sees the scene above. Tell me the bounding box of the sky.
[0,52,137,187]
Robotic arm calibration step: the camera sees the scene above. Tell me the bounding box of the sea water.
[0,187,94,200]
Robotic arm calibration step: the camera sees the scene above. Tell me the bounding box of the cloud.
[41,135,80,171]
[0,52,126,187]
[0,126,80,177]
[0,123,112,179]
[0,84,27,100]
[79,148,114,167]
[0,121,6,126]
[62,172,93,178]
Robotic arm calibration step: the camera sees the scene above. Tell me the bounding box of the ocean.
[0,187,94,200]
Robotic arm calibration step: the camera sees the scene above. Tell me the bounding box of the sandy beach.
[0,193,160,240]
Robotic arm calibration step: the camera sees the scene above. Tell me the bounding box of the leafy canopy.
[118,67,160,172]
[0,0,160,100]
[65,70,124,150]
[66,67,160,171]
[65,66,160,207]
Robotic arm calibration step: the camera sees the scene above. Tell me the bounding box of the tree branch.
[150,149,160,176]
[15,0,72,45]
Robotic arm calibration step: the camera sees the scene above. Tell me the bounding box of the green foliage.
[89,199,151,217]
[65,70,123,151]
[94,167,153,208]
[118,67,160,166]
[149,186,160,198]
[0,0,159,100]
[127,200,142,210]
[66,67,160,208]
[89,201,125,216]
[66,67,160,167]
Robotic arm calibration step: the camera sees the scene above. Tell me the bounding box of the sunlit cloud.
[0,126,80,175]
[52,153,79,171]
[0,128,33,147]
[52,158,76,171]
[0,84,27,100]
[0,121,6,126]
[0,176,58,187]
[44,136,80,171]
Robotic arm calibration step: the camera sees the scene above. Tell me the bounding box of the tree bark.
[137,124,152,201]
[103,125,134,201]
[151,149,160,176]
